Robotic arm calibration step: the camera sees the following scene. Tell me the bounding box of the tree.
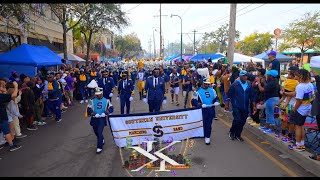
[0,3,37,44]
[202,23,240,53]
[279,11,320,66]
[114,33,142,59]
[78,4,129,65]
[49,4,90,59]
[235,32,273,55]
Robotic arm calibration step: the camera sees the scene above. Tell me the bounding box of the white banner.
[109,108,204,147]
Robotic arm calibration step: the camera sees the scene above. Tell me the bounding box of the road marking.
[218,118,298,177]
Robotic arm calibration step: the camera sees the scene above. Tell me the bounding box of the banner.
[109,108,204,147]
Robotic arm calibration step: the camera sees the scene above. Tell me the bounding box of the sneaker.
[33,121,39,125]
[263,129,274,134]
[205,138,210,145]
[96,148,103,154]
[27,126,38,131]
[16,134,27,139]
[37,122,46,126]
[236,136,244,142]
[0,144,4,150]
[214,117,218,120]
[281,138,289,143]
[176,103,179,106]
[288,144,305,152]
[56,119,62,122]
[229,132,235,140]
[259,126,268,131]
[85,100,88,103]
[9,144,22,152]
[275,134,281,138]
[171,101,174,104]
[61,109,67,113]
[80,100,84,104]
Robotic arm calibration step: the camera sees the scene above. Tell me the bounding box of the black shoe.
[27,125,38,131]
[0,144,4,150]
[229,132,235,140]
[214,117,218,120]
[236,136,244,142]
[9,144,22,152]
[12,138,20,144]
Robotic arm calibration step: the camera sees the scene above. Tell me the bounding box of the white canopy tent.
[57,53,86,62]
[211,53,265,67]
[234,53,265,67]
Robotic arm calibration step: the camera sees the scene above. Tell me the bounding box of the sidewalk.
[217,108,320,177]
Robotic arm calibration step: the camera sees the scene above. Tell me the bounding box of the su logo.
[153,123,163,137]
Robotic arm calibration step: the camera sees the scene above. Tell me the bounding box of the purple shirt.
[64,76,74,90]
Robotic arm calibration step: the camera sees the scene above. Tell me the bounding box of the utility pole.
[148,38,152,59]
[193,30,196,55]
[227,4,237,66]
[160,4,162,58]
[153,29,156,58]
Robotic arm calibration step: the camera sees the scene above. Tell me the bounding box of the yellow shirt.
[90,71,97,77]
[284,79,298,92]
[210,75,215,84]
[79,74,87,81]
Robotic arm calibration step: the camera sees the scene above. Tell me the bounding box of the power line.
[199,4,266,32]
[125,4,141,13]
[195,4,253,30]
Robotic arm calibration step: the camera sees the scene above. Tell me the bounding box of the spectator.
[47,74,62,122]
[21,81,37,130]
[32,77,46,126]
[9,71,19,83]
[267,51,280,79]
[257,70,280,134]
[288,69,315,151]
[0,79,22,152]
[250,68,266,126]
[64,71,75,107]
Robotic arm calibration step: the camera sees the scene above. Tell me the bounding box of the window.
[40,4,45,16]
[51,10,56,20]
[0,32,21,53]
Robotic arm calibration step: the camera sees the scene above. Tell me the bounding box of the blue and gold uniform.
[117,71,134,114]
[87,88,113,154]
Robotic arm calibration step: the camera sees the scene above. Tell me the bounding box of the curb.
[244,122,320,177]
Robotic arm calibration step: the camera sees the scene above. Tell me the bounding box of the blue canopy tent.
[253,52,295,63]
[189,53,225,62]
[0,44,63,78]
[165,54,179,61]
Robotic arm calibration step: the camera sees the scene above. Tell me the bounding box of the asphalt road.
[0,84,316,177]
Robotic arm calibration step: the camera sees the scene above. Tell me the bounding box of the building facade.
[0,4,73,54]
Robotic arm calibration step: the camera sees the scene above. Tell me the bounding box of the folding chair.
[304,115,320,152]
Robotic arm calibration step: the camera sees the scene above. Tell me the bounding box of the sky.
[118,3,320,52]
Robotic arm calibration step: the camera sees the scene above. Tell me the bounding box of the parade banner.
[108,108,204,147]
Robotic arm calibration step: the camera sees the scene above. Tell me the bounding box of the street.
[0,85,316,177]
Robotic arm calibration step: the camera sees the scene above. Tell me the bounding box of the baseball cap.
[239,70,248,77]
[203,78,211,84]
[266,70,278,77]
[267,51,277,56]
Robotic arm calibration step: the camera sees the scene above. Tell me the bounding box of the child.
[278,71,299,109]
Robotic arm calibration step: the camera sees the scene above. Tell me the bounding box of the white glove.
[109,93,113,98]
[94,114,100,118]
[100,113,106,118]
[213,102,220,106]
[143,98,147,104]
[202,104,207,108]
[162,99,167,105]
[116,97,119,101]
[129,96,133,101]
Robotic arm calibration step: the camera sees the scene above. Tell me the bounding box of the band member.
[87,88,113,154]
[98,70,115,101]
[192,78,220,145]
[137,68,145,100]
[170,67,181,106]
[143,68,166,112]
[117,71,134,114]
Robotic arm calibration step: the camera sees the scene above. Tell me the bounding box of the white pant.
[13,117,22,136]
